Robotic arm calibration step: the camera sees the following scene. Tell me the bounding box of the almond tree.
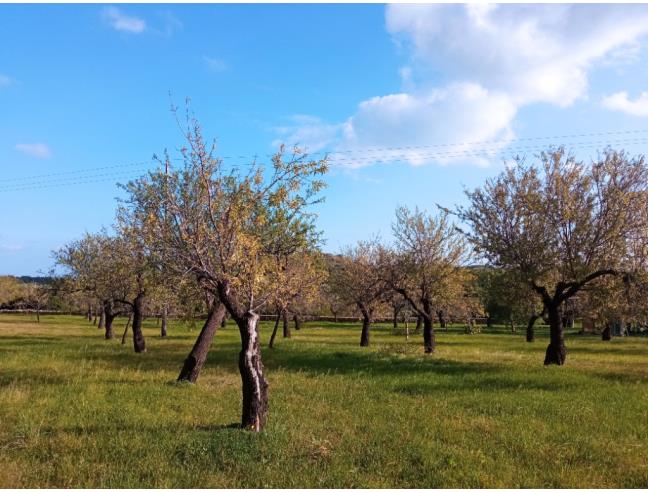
[55,232,131,341]
[268,250,325,348]
[387,206,470,354]
[459,149,648,364]
[123,110,327,430]
[329,239,389,347]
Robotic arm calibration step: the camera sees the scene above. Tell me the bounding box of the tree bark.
[360,315,371,347]
[526,313,539,343]
[160,304,168,338]
[602,323,612,341]
[423,316,435,353]
[392,305,400,330]
[268,310,282,349]
[282,309,291,338]
[121,313,132,345]
[131,293,146,353]
[293,314,301,331]
[415,315,422,334]
[103,301,116,340]
[177,303,226,382]
[544,302,566,365]
[237,311,269,431]
[87,305,92,322]
[220,314,227,328]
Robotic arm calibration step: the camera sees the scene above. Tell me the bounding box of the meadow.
[1,313,647,488]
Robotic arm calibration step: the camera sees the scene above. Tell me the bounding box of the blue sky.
[2,3,648,275]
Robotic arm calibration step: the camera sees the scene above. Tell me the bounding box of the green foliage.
[1,314,648,487]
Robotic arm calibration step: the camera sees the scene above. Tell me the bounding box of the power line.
[1,132,647,193]
[3,128,648,186]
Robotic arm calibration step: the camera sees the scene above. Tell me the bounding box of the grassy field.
[1,313,647,488]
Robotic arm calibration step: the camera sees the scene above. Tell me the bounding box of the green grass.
[1,313,648,487]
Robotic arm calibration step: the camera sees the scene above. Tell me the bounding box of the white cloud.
[203,56,228,72]
[277,4,648,168]
[337,83,516,168]
[602,91,648,117]
[0,74,12,88]
[15,143,52,159]
[386,4,648,107]
[102,7,146,34]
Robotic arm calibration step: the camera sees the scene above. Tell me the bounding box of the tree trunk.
[268,310,282,349]
[415,315,422,334]
[526,314,539,343]
[392,306,399,331]
[237,311,269,431]
[221,314,227,328]
[293,314,301,330]
[121,313,132,345]
[282,309,291,338]
[602,323,612,341]
[104,301,116,340]
[360,315,371,347]
[160,305,168,338]
[178,303,226,382]
[131,293,146,353]
[437,310,447,330]
[87,305,92,322]
[98,307,105,331]
[423,316,435,354]
[544,302,566,365]
[93,311,98,326]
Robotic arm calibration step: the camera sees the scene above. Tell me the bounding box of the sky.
[2,3,648,275]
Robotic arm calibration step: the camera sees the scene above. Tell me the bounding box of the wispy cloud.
[602,91,648,117]
[15,143,52,159]
[0,74,12,88]
[102,6,146,34]
[0,243,24,252]
[203,56,228,72]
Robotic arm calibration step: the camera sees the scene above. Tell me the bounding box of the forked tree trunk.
[268,310,282,349]
[237,311,268,431]
[544,302,566,365]
[131,293,146,353]
[178,303,226,382]
[160,305,168,338]
[293,314,301,331]
[121,313,132,345]
[526,314,539,343]
[282,309,291,338]
[602,323,612,341]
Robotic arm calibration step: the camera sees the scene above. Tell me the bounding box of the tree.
[475,267,542,340]
[387,206,470,354]
[268,250,325,348]
[329,239,389,347]
[459,149,648,364]
[123,109,327,430]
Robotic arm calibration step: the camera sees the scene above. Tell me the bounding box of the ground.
[1,313,647,488]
